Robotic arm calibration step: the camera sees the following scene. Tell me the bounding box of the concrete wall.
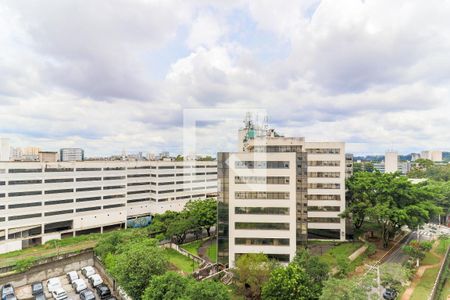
[0,250,94,287]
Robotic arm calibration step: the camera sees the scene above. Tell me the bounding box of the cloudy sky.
[0,0,449,157]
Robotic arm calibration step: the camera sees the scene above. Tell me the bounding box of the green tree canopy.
[233,253,277,300]
[185,198,217,236]
[142,271,230,300]
[110,239,168,299]
[262,264,315,300]
[344,171,441,247]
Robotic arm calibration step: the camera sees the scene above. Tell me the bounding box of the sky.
[0,0,449,157]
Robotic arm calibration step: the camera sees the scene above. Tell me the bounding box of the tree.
[319,277,372,300]
[186,279,230,300]
[185,198,217,236]
[233,253,277,300]
[110,239,168,299]
[142,272,230,300]
[403,240,433,267]
[344,172,440,248]
[142,272,189,300]
[380,263,409,291]
[292,249,329,295]
[262,264,315,300]
[164,211,195,244]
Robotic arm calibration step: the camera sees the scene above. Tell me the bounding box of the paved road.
[383,223,442,265]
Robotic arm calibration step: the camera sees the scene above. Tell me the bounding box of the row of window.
[235,207,290,215]
[306,148,340,154]
[5,166,216,174]
[235,161,290,169]
[235,192,290,200]
[307,161,340,167]
[235,238,290,246]
[307,206,340,212]
[308,183,341,189]
[307,195,341,200]
[235,222,290,230]
[307,172,341,178]
[308,217,341,223]
[234,176,290,185]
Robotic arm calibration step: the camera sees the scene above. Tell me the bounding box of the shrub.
[14,257,36,272]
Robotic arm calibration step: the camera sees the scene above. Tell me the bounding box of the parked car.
[47,278,62,293]
[383,288,398,300]
[1,284,14,300]
[3,295,17,300]
[31,282,44,296]
[67,271,79,284]
[79,289,95,300]
[34,293,47,300]
[95,284,111,300]
[105,298,116,300]
[81,266,96,278]
[88,274,103,287]
[51,287,68,300]
[72,279,87,293]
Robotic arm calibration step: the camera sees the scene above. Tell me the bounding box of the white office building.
[0,138,10,162]
[384,151,399,173]
[0,160,217,253]
[60,148,85,161]
[217,121,346,267]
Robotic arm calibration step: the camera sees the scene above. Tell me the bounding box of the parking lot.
[5,266,112,300]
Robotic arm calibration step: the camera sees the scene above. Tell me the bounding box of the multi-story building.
[345,154,353,179]
[384,151,398,173]
[0,160,217,253]
[60,148,85,161]
[421,150,443,162]
[217,122,346,267]
[0,138,10,161]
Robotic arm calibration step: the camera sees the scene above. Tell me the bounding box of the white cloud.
[0,0,449,156]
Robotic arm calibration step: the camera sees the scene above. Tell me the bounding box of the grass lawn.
[180,240,203,256]
[437,237,450,256]
[206,241,217,262]
[411,266,440,300]
[439,277,450,300]
[318,242,363,266]
[165,248,199,274]
[0,234,100,268]
[422,251,441,265]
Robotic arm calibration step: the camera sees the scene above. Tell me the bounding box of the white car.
[81,266,96,278]
[66,271,79,284]
[71,279,87,293]
[88,274,103,287]
[51,287,67,300]
[47,278,62,293]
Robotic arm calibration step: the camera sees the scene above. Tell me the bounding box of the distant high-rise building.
[22,146,41,161]
[0,138,10,161]
[421,150,443,162]
[60,148,84,161]
[10,147,22,161]
[385,151,399,173]
[159,151,170,158]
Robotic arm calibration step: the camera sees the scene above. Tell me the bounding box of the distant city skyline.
[1,1,450,156]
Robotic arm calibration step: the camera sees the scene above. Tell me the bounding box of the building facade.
[60,148,85,161]
[0,160,217,253]
[218,128,346,267]
[384,151,399,173]
[421,150,443,162]
[0,138,10,162]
